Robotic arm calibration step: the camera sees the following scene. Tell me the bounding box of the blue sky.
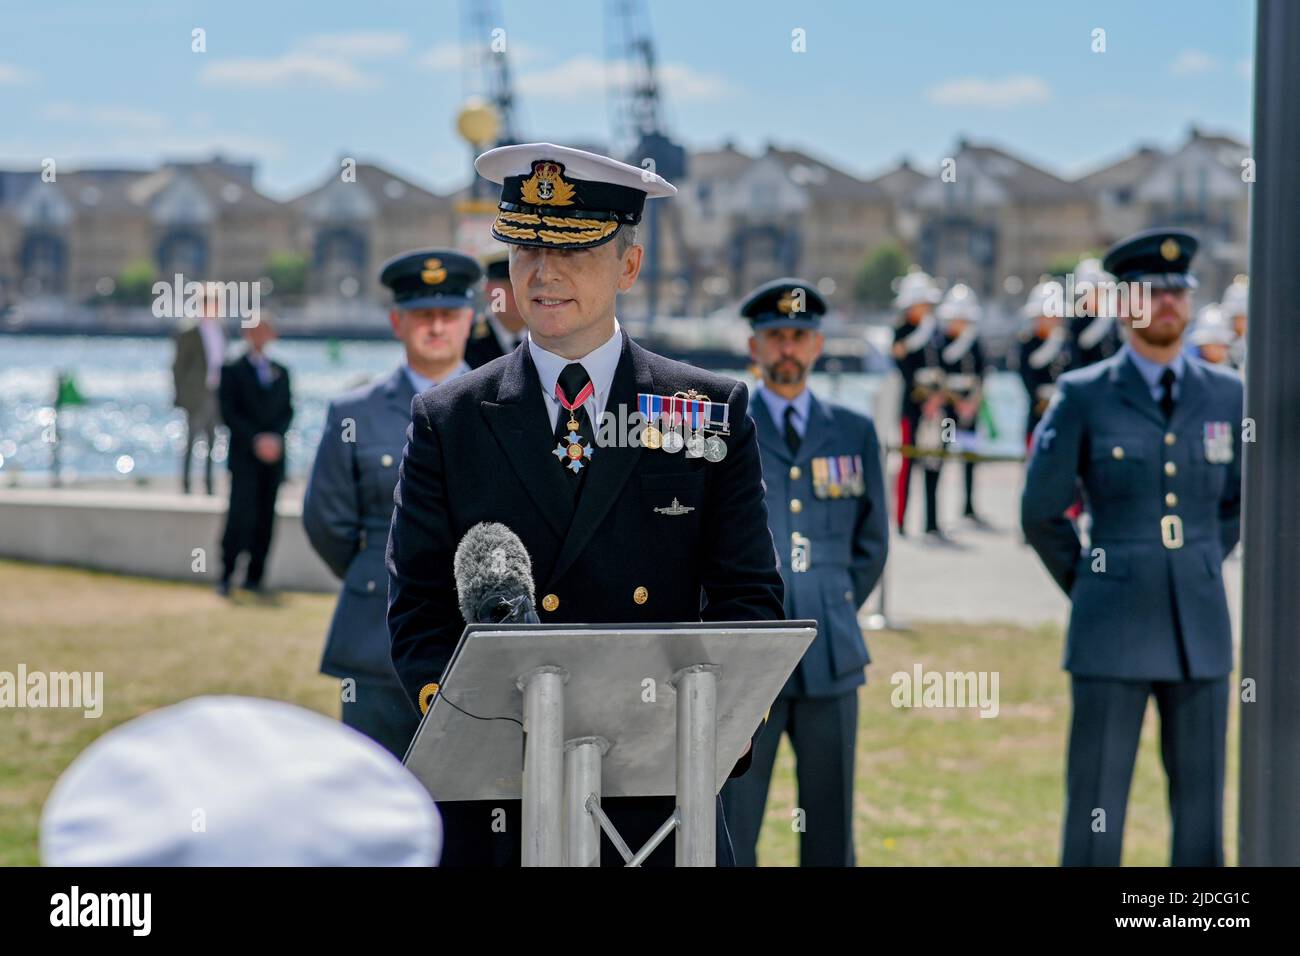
[0,0,1255,198]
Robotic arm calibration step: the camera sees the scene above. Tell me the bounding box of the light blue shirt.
[757,385,812,438]
[1123,344,1184,404]
[404,360,470,395]
[528,318,623,430]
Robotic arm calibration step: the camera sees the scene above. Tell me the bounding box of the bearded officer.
[466,249,528,369]
[303,250,479,758]
[386,143,785,866]
[1021,228,1243,866]
[721,278,888,867]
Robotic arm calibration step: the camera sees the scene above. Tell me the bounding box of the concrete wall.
[0,488,337,592]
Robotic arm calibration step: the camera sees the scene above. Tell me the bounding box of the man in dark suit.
[217,315,292,596]
[387,143,785,867]
[465,249,527,369]
[1022,228,1243,866]
[304,251,479,758]
[171,286,226,495]
[721,278,888,867]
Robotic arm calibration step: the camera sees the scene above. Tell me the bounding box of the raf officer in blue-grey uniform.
[1021,228,1243,867]
[721,278,889,867]
[303,250,481,758]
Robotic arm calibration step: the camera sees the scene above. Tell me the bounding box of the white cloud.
[0,62,33,85]
[300,31,410,59]
[926,74,1050,108]
[1170,49,1218,76]
[198,52,378,91]
[416,39,544,73]
[517,55,731,102]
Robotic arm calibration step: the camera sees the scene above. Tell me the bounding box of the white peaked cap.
[1074,257,1111,287]
[1022,280,1064,320]
[892,269,942,310]
[474,142,677,198]
[937,282,982,323]
[1220,275,1248,316]
[1190,304,1235,346]
[40,696,441,866]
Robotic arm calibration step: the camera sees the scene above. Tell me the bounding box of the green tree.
[854,241,910,309]
[266,251,307,297]
[112,258,157,305]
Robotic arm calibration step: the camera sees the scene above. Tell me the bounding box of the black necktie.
[783,405,802,456]
[554,362,595,488]
[1159,368,1176,421]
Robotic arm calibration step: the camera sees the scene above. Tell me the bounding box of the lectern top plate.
[403,621,816,801]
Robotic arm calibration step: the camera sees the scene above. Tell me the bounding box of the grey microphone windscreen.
[453,522,536,623]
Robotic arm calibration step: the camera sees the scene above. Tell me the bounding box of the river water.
[0,334,1029,482]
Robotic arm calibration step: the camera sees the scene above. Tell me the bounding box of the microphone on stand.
[453,522,541,625]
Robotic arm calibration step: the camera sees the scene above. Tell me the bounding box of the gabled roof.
[760,144,887,201]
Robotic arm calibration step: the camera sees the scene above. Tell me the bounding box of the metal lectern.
[403,620,816,867]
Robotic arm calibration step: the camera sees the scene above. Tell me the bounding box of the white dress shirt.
[199,318,226,389]
[527,318,624,430]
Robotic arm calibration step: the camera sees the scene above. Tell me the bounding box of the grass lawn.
[0,559,1238,867]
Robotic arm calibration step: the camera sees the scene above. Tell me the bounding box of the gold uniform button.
[380,453,394,467]
[789,465,801,480]
[542,593,559,612]
[790,498,803,514]
[1111,446,1125,460]
[1164,432,1177,446]
[1165,492,1178,507]
[633,586,648,605]
[366,580,376,593]
[1164,461,1177,476]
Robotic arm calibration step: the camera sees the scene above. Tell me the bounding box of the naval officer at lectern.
[386,143,785,867]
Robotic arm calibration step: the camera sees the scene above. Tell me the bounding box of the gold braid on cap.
[537,222,619,244]
[418,682,440,715]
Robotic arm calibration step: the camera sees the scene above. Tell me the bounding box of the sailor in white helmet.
[1018,279,1074,450]
[1188,303,1236,367]
[1069,257,1122,370]
[1219,275,1248,370]
[936,282,990,528]
[889,268,945,538]
[40,696,442,866]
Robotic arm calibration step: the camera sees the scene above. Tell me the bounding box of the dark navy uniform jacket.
[464,317,510,370]
[304,366,417,683]
[893,322,943,419]
[754,392,888,699]
[386,330,786,706]
[1021,352,1243,680]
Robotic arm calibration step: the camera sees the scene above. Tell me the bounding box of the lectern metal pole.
[518,666,566,867]
[564,735,608,867]
[673,663,719,867]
